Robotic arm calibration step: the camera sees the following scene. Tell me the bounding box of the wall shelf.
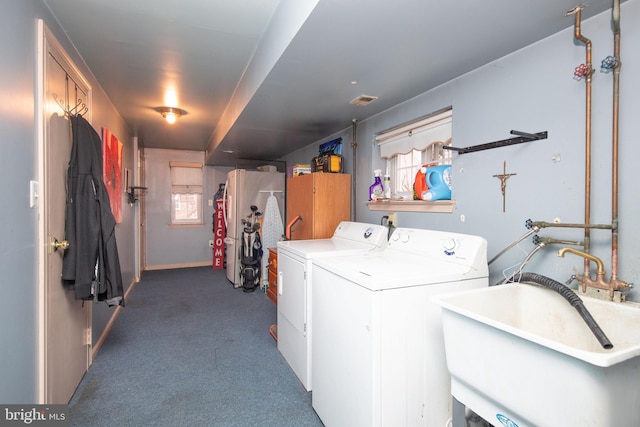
[443,130,547,155]
[366,200,455,213]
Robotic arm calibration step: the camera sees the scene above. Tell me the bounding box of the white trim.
[144,261,212,271]
[366,199,455,213]
[36,18,45,405]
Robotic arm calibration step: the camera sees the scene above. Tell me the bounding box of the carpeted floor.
[68,267,323,427]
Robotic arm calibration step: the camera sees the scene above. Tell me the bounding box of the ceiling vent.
[350,95,379,107]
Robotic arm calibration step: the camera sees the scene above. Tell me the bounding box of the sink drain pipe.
[505,272,613,349]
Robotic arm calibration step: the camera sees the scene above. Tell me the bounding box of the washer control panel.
[388,227,487,266]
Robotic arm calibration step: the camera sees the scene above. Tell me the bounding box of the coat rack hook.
[54,95,89,117]
[127,186,148,204]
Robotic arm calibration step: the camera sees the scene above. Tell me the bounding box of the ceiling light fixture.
[154,106,187,124]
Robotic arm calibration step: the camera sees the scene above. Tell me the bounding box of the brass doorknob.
[51,237,69,252]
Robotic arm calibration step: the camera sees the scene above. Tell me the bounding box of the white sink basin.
[436,283,640,427]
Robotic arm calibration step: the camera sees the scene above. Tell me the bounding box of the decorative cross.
[493,161,517,212]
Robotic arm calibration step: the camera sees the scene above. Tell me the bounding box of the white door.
[137,147,146,275]
[277,252,307,337]
[39,21,91,404]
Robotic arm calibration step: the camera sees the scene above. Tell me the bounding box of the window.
[170,161,203,225]
[376,108,452,199]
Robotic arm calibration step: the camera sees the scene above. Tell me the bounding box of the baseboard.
[144,261,212,271]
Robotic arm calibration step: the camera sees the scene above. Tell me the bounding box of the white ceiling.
[43,0,617,166]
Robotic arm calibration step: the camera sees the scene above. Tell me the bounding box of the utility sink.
[436,283,640,427]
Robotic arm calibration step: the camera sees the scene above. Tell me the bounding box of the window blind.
[376,109,452,159]
[170,162,202,194]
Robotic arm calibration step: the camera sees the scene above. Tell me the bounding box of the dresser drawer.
[269,249,278,272]
[267,248,278,304]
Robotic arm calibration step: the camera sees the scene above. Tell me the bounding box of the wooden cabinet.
[267,247,278,304]
[286,173,351,240]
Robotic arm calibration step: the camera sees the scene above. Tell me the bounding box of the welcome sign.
[212,199,226,269]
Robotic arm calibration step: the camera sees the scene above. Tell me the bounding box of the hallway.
[69,267,322,426]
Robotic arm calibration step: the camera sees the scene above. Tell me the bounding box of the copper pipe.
[611,0,621,282]
[558,2,628,300]
[285,215,302,240]
[567,5,593,280]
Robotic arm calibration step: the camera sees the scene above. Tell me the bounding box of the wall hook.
[127,186,148,204]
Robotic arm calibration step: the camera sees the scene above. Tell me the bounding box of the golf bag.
[240,205,263,292]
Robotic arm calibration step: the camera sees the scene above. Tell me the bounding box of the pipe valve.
[573,63,593,79]
[601,55,617,72]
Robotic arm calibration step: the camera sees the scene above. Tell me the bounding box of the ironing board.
[261,191,284,288]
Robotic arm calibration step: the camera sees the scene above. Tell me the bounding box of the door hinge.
[85,328,92,346]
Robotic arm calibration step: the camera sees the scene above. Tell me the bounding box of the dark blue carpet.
[68,267,323,427]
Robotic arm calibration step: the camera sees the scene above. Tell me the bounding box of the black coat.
[62,115,124,307]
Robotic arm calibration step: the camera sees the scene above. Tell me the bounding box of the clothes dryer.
[311,227,488,427]
[276,221,388,391]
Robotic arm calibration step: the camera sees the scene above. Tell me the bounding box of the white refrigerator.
[223,169,285,287]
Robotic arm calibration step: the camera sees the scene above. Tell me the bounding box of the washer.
[276,221,388,391]
[311,227,488,427]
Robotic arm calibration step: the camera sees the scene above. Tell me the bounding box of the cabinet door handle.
[278,271,283,296]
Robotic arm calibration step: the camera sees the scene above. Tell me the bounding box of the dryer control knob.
[401,233,410,243]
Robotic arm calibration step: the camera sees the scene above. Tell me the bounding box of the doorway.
[137,146,146,276]
[37,20,92,404]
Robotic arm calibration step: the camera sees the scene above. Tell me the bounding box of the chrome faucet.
[381,215,396,241]
[387,219,396,241]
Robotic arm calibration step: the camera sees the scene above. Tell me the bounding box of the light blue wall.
[0,0,42,403]
[144,149,221,268]
[0,0,137,402]
[283,0,640,300]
